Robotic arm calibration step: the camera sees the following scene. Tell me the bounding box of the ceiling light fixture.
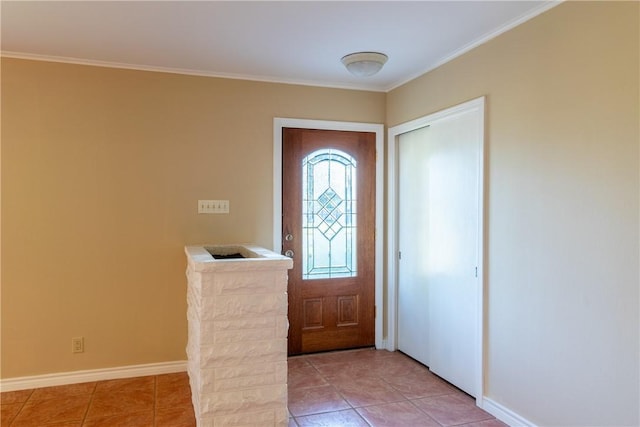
[341,52,388,77]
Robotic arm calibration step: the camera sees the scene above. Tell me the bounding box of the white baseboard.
[376,338,389,351]
[481,397,537,427]
[0,360,187,392]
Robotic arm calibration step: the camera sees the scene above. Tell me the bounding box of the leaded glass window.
[302,149,357,280]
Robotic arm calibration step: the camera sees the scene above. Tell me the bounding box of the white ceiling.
[1,1,559,92]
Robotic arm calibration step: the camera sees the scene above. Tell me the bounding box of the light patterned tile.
[93,376,154,394]
[461,418,509,427]
[156,383,192,409]
[383,370,455,399]
[305,348,393,368]
[331,376,405,408]
[288,384,350,417]
[85,388,154,420]
[1,402,23,426]
[357,401,440,427]
[295,409,369,427]
[29,382,96,401]
[82,410,154,427]
[288,365,327,390]
[413,394,494,426]
[288,357,312,371]
[10,395,90,426]
[313,361,377,380]
[156,373,192,410]
[156,372,189,388]
[156,406,196,427]
[370,355,429,379]
[35,422,82,427]
[0,389,33,404]
[86,375,155,420]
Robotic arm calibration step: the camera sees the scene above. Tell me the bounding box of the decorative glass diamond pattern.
[302,149,357,280]
[316,188,343,240]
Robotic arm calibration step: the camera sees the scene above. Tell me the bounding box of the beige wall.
[388,2,638,426]
[1,59,385,377]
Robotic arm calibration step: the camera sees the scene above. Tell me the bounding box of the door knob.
[284,250,294,258]
[285,234,294,241]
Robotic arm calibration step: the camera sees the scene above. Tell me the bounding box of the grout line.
[351,407,373,427]
[7,389,35,426]
[153,375,158,427]
[405,398,447,427]
[79,381,98,425]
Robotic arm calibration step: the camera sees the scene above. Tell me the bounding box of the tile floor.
[1,373,195,427]
[288,348,505,427]
[1,348,507,427]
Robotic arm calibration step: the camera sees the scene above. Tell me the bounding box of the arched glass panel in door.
[302,149,357,280]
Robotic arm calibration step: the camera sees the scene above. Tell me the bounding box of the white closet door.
[397,109,480,397]
[397,125,432,366]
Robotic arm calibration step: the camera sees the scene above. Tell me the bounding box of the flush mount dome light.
[341,52,388,77]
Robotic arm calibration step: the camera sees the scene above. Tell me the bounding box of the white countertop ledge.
[185,244,293,272]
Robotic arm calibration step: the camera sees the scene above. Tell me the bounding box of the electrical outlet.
[72,337,84,353]
[198,200,230,214]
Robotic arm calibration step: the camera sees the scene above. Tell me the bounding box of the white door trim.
[273,118,385,349]
[386,96,485,402]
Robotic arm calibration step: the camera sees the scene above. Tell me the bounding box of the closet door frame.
[386,96,485,403]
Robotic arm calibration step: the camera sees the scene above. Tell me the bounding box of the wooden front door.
[283,128,376,355]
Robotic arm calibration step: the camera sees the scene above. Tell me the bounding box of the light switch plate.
[198,200,229,214]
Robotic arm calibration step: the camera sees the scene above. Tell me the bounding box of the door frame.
[386,96,485,402]
[274,118,385,349]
